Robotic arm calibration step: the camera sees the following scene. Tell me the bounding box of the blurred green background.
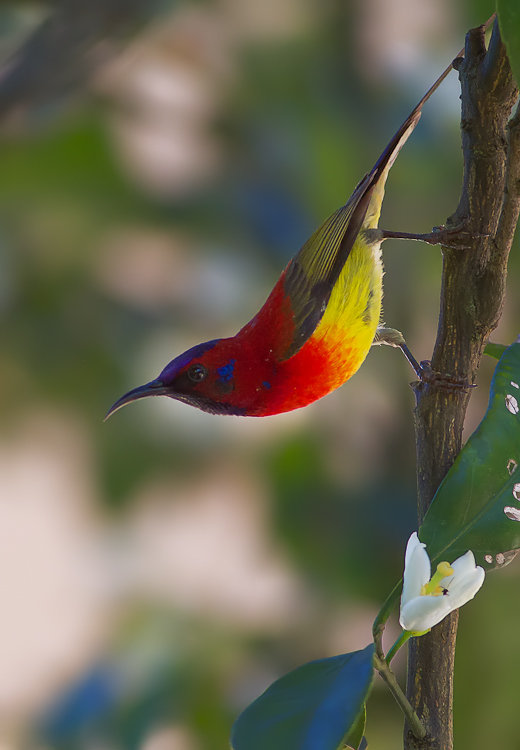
[0,1,517,749]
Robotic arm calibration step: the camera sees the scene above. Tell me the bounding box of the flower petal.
[400,595,452,632]
[448,550,477,580]
[401,533,430,604]
[399,537,486,634]
[444,566,485,609]
[405,532,424,568]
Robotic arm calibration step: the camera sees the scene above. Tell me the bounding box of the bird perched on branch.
[106,53,465,419]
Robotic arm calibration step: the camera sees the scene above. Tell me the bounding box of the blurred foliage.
[266,436,415,600]
[0,1,517,750]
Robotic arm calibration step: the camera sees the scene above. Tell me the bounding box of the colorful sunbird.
[107,53,463,419]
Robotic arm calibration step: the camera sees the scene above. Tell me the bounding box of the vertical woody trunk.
[404,22,520,750]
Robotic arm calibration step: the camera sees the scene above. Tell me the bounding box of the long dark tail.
[370,13,495,182]
[284,15,496,359]
[368,50,462,182]
[338,14,496,264]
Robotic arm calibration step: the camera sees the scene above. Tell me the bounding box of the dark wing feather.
[281,176,374,359]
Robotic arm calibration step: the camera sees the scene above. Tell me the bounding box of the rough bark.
[404,22,520,750]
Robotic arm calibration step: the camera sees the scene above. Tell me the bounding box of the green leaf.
[343,704,366,749]
[485,341,508,360]
[230,644,374,750]
[497,0,520,86]
[420,338,520,569]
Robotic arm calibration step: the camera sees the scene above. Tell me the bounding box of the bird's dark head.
[105,338,250,419]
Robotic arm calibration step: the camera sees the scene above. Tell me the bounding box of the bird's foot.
[374,327,423,379]
[419,223,489,250]
[374,327,475,390]
[414,360,476,392]
[379,224,488,250]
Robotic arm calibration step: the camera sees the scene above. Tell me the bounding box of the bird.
[106,53,465,420]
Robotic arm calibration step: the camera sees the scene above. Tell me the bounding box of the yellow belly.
[312,235,383,372]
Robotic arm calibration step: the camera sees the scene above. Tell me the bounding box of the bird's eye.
[187,363,208,383]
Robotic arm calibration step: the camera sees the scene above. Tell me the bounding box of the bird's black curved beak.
[104,378,168,421]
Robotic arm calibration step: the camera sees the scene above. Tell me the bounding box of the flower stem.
[386,630,412,664]
[373,654,426,740]
[372,580,401,656]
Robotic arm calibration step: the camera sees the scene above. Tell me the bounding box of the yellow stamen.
[437,561,454,578]
[421,561,454,596]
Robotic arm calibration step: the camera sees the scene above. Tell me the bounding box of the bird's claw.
[426,224,490,250]
[377,224,490,250]
[414,359,476,392]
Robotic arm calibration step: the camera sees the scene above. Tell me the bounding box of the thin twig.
[374,655,426,741]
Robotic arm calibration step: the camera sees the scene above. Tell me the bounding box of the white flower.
[399,532,485,634]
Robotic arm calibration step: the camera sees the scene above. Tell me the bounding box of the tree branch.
[404,21,519,750]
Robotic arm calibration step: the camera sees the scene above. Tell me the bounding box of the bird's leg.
[373,327,475,392]
[373,327,423,378]
[372,224,484,250]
